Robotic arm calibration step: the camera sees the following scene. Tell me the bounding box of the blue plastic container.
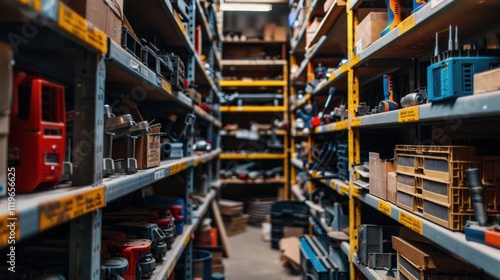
[193,250,212,280]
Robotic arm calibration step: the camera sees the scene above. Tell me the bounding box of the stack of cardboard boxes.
[220,199,249,236]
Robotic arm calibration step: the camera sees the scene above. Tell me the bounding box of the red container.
[8,72,66,192]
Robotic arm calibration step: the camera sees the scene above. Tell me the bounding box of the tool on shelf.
[378,74,399,112]
[411,0,427,14]
[400,88,427,108]
[8,71,66,192]
[311,87,335,128]
[161,113,196,159]
[428,25,500,101]
[110,222,168,261]
[113,118,151,174]
[104,237,156,280]
[380,0,401,36]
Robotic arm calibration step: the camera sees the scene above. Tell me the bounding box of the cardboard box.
[279,237,300,267]
[369,152,394,200]
[387,171,397,205]
[354,12,387,55]
[263,23,276,41]
[274,26,286,41]
[474,67,500,94]
[68,0,124,44]
[136,125,161,169]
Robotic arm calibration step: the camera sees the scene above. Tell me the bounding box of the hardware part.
[400,88,427,108]
[356,102,370,116]
[466,168,488,226]
[101,257,129,280]
[111,222,168,261]
[378,74,399,112]
[103,238,155,280]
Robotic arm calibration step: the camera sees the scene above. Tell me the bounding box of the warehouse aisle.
[224,226,301,280]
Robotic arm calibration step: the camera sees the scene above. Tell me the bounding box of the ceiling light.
[220,3,272,11]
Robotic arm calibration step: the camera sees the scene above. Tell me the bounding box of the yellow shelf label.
[350,55,360,67]
[170,162,188,175]
[167,259,177,276]
[340,64,349,73]
[378,201,392,216]
[399,211,423,234]
[351,118,360,127]
[398,107,420,123]
[339,185,349,196]
[194,158,204,166]
[314,126,320,134]
[0,214,20,246]
[328,72,336,81]
[58,3,107,53]
[398,14,416,36]
[159,77,172,94]
[336,120,348,130]
[18,0,41,11]
[39,186,105,231]
[328,124,334,131]
[184,234,191,247]
[174,11,187,36]
[351,187,361,197]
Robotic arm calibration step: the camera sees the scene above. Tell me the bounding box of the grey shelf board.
[193,188,217,219]
[354,0,500,68]
[0,0,106,54]
[104,149,221,202]
[0,185,104,248]
[340,241,350,257]
[358,192,500,276]
[352,253,386,280]
[124,0,194,50]
[290,18,308,55]
[152,223,195,280]
[291,157,304,169]
[106,39,192,109]
[358,91,500,128]
[306,0,345,48]
[313,65,349,94]
[221,59,288,66]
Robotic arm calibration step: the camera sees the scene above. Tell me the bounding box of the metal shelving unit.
[219,35,290,197]
[0,0,222,278]
[288,0,500,279]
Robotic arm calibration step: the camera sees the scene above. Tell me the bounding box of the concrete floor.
[224,225,301,280]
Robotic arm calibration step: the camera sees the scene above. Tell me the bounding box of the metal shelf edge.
[358,91,500,127]
[357,193,500,276]
[104,157,194,202]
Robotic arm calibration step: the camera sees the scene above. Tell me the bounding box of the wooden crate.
[422,199,475,231]
[393,236,480,280]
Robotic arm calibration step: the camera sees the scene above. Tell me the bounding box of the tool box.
[427,56,500,101]
[8,71,66,192]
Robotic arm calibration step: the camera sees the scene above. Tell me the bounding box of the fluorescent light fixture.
[221,3,272,11]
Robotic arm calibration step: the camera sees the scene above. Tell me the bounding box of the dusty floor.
[223,225,301,280]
